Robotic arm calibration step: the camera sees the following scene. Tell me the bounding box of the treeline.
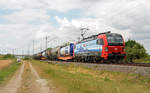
[0,54,16,59]
[125,39,148,62]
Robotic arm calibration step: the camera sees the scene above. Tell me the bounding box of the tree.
[125,40,147,62]
[46,48,52,51]
[3,54,16,59]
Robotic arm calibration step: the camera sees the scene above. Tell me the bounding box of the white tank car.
[60,46,70,56]
[51,47,60,56]
[42,52,46,56]
[46,50,51,56]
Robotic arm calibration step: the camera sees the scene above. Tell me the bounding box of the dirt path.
[0,62,25,93]
[17,62,50,93]
[0,61,56,93]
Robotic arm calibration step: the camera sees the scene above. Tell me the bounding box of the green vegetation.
[23,56,31,60]
[46,48,52,50]
[134,55,150,63]
[0,54,21,84]
[0,60,21,84]
[59,42,70,47]
[32,60,150,93]
[0,54,16,60]
[125,39,148,62]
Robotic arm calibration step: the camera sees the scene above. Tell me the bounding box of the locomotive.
[34,31,126,63]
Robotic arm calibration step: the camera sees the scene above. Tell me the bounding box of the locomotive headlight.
[105,47,108,52]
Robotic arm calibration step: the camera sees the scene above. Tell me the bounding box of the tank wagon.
[45,44,74,61]
[36,31,126,63]
[50,47,60,60]
[33,53,42,60]
[33,51,46,60]
[58,43,74,60]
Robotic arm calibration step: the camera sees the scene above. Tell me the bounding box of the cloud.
[54,16,132,40]
[0,0,149,54]
[81,0,150,53]
[0,9,50,24]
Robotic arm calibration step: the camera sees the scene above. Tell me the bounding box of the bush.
[2,54,16,59]
[23,57,30,60]
[125,40,147,62]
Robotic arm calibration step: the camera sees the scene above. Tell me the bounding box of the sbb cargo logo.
[114,48,118,50]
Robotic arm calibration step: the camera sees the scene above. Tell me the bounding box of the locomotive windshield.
[106,33,123,46]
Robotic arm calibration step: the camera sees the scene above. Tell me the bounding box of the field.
[32,60,150,93]
[0,60,12,70]
[0,59,21,84]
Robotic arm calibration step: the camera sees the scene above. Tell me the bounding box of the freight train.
[33,31,126,63]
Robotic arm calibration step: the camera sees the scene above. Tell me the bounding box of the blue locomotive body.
[74,39,102,57]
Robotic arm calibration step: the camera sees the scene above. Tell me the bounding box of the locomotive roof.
[77,31,111,44]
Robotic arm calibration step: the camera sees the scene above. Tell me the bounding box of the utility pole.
[40,39,42,52]
[45,36,48,50]
[28,46,30,56]
[17,48,19,55]
[12,49,14,55]
[15,48,17,55]
[33,40,34,55]
[0,48,1,55]
[1,48,3,55]
[22,49,24,58]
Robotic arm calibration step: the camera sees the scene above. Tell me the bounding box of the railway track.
[39,60,150,76]
[109,62,150,67]
[43,60,150,67]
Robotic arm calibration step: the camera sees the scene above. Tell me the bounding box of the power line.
[80,27,89,40]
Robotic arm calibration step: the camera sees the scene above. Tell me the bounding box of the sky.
[0,0,150,54]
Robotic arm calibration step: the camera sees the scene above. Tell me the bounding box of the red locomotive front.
[97,32,126,60]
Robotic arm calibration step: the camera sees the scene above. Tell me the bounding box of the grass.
[31,60,150,93]
[134,55,150,63]
[0,55,4,60]
[0,59,21,84]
